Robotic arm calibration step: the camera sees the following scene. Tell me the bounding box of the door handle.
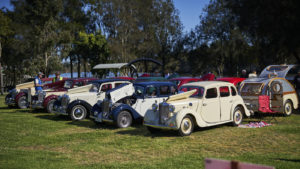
[203,103,207,106]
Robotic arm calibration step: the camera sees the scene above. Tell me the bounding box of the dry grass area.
[0,95,300,169]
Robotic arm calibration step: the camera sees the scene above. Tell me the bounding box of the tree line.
[0,0,299,87]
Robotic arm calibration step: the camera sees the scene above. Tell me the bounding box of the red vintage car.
[30,78,98,113]
[170,77,203,88]
[5,77,55,108]
[170,73,216,88]
[216,77,246,88]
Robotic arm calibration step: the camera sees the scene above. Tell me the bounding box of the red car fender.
[15,92,27,103]
[43,94,58,108]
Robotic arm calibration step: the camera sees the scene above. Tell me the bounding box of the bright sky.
[0,0,210,32]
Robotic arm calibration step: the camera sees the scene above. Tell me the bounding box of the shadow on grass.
[35,114,70,121]
[274,158,300,163]
[116,124,226,138]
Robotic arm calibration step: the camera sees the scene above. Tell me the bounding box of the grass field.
[0,95,300,169]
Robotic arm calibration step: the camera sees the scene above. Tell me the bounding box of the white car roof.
[181,81,233,88]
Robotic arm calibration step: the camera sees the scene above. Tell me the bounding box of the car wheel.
[17,96,28,109]
[70,105,87,121]
[232,107,243,126]
[178,115,194,136]
[283,100,293,116]
[147,126,161,134]
[116,111,132,128]
[46,99,56,113]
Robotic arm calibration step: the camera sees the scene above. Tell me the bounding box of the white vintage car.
[90,81,177,128]
[240,65,299,116]
[53,79,131,121]
[144,81,251,136]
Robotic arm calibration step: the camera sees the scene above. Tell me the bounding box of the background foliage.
[0,0,299,86]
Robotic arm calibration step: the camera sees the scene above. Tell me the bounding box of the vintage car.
[31,78,97,113]
[53,79,131,121]
[143,81,251,136]
[5,78,55,108]
[170,77,203,88]
[240,65,299,116]
[90,81,177,128]
[216,77,246,89]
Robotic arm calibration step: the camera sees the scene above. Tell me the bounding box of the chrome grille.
[61,96,69,108]
[159,102,169,124]
[38,92,45,102]
[101,99,110,117]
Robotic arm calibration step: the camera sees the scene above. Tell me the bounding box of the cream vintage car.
[240,65,299,116]
[144,81,251,136]
[53,79,131,121]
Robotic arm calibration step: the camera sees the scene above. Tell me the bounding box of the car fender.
[15,92,27,103]
[231,99,250,118]
[173,108,206,128]
[283,94,298,110]
[43,94,58,108]
[67,100,92,115]
[91,104,101,116]
[111,104,142,121]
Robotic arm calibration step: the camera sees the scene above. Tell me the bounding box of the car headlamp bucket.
[169,105,175,112]
[152,103,158,112]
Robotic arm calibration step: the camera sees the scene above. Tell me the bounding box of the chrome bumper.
[53,105,68,115]
[5,98,16,106]
[144,122,177,130]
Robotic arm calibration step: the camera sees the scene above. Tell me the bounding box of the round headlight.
[94,111,99,116]
[152,103,158,112]
[169,105,175,112]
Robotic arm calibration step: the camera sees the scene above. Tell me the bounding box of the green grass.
[0,95,300,169]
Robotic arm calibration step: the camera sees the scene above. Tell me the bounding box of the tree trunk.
[45,52,48,77]
[70,56,73,78]
[77,55,80,78]
[84,58,87,77]
[0,41,3,94]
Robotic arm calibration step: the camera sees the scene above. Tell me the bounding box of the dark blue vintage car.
[90,81,177,128]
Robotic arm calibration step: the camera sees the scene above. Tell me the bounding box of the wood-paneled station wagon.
[53,79,131,121]
[143,81,251,136]
[239,65,298,116]
[31,78,97,113]
[90,81,177,128]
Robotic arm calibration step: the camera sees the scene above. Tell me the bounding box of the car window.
[179,86,204,98]
[205,88,218,99]
[231,87,237,96]
[89,83,100,92]
[115,82,125,87]
[134,86,145,97]
[220,86,230,97]
[170,86,177,95]
[64,80,73,89]
[160,85,170,95]
[100,84,112,92]
[74,81,84,88]
[146,86,157,97]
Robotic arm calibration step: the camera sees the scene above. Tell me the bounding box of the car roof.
[170,77,201,80]
[91,78,130,84]
[181,81,233,88]
[134,81,176,87]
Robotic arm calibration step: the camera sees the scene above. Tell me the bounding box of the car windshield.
[241,83,263,94]
[64,80,73,89]
[134,85,145,97]
[266,66,288,72]
[179,86,205,98]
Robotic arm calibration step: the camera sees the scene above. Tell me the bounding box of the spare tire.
[270,81,283,94]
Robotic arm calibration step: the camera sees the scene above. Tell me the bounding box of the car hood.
[66,84,93,95]
[167,89,197,102]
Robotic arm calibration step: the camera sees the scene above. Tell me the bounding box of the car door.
[219,86,232,121]
[97,83,113,101]
[137,85,160,116]
[201,87,220,123]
